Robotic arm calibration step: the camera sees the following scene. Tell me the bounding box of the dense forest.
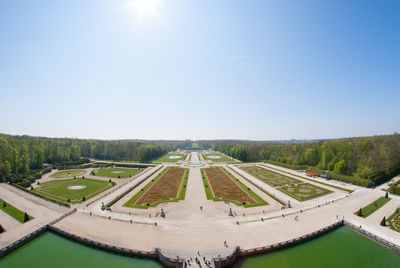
[0,134,192,186]
[199,134,400,187]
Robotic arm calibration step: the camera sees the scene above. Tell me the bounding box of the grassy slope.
[0,199,34,223]
[96,167,141,178]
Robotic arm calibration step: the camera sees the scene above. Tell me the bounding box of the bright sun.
[131,0,160,19]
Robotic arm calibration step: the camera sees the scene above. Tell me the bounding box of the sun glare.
[131,0,160,19]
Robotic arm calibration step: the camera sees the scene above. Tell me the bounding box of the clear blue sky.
[0,0,399,140]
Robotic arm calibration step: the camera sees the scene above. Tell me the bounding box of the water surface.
[0,232,163,268]
[235,227,399,268]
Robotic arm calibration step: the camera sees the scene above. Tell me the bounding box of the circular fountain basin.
[186,164,204,167]
[68,185,86,190]
[169,156,182,159]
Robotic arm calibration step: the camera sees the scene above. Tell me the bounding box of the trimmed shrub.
[82,196,86,201]
[23,212,30,223]
[380,216,386,226]
[358,208,363,217]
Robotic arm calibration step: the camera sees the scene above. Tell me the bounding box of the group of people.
[185,256,212,267]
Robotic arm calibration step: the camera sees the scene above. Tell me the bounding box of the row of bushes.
[51,158,90,167]
[55,163,111,170]
[7,168,52,188]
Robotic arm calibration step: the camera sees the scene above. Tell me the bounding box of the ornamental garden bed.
[240,165,332,201]
[124,167,189,209]
[202,167,267,207]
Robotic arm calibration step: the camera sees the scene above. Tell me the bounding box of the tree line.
[199,134,400,187]
[0,134,192,184]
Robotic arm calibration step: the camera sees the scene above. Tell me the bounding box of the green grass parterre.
[153,153,186,163]
[203,153,235,163]
[50,169,85,178]
[34,178,114,204]
[0,199,34,223]
[240,165,332,201]
[355,196,391,218]
[95,167,142,178]
[261,164,353,193]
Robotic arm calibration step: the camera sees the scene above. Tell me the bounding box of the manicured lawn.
[34,178,113,203]
[0,199,34,223]
[191,143,200,148]
[241,166,300,186]
[280,183,331,201]
[202,167,267,207]
[240,165,332,201]
[203,153,235,163]
[51,169,85,178]
[261,164,353,193]
[124,167,189,209]
[388,208,400,232]
[356,197,392,218]
[95,167,142,178]
[153,153,186,163]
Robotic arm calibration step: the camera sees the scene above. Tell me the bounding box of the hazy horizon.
[1,130,398,142]
[1,0,399,140]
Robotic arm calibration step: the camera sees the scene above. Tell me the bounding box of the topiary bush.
[23,212,30,223]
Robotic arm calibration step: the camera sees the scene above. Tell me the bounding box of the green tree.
[334,160,347,174]
[32,147,45,169]
[0,224,4,233]
[304,148,318,165]
[19,152,30,173]
[1,160,11,178]
[380,216,386,226]
[23,212,30,223]
[70,145,81,161]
